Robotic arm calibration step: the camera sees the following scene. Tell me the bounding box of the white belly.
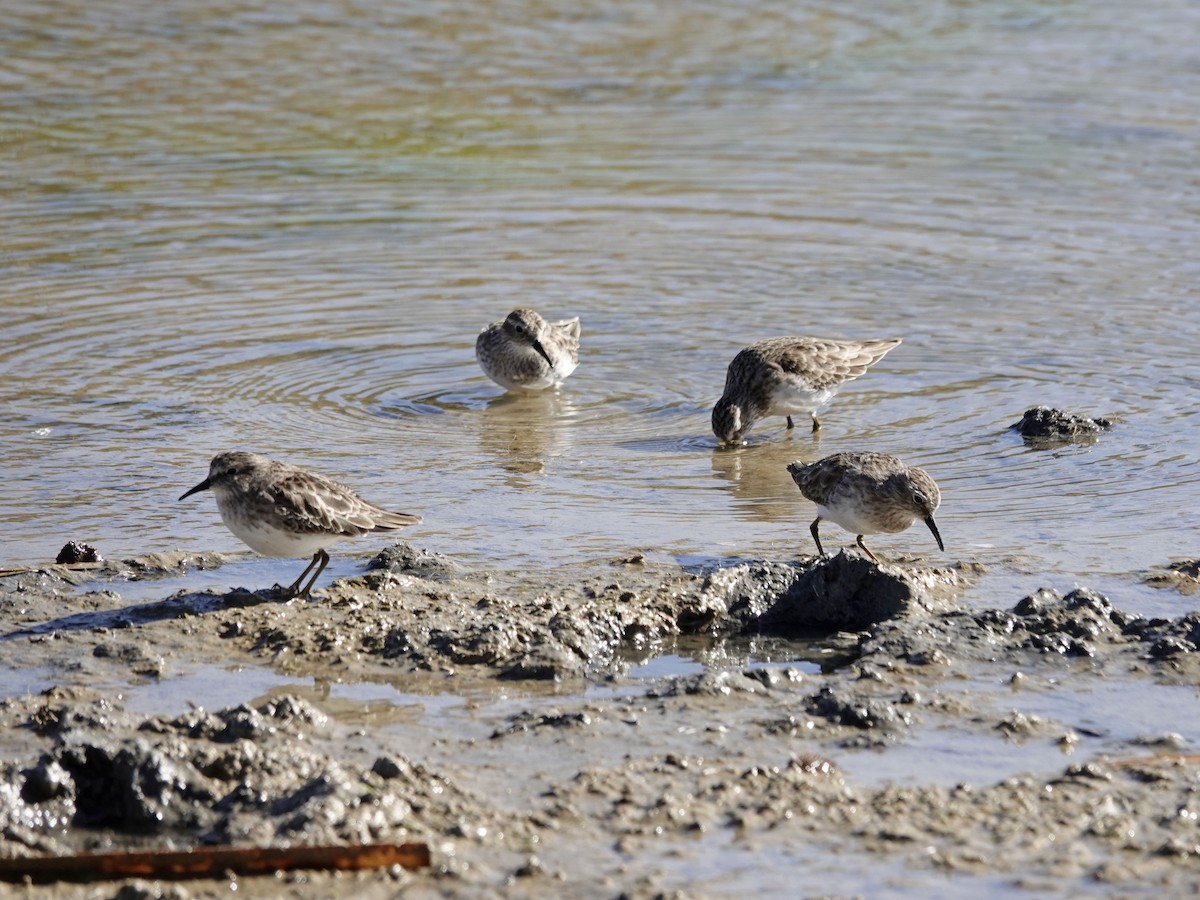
[545,356,577,385]
[219,507,338,558]
[816,502,903,537]
[765,382,834,417]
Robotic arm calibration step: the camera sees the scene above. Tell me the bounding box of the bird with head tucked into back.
[475,307,581,391]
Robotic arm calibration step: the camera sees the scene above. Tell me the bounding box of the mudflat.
[2,543,1199,897]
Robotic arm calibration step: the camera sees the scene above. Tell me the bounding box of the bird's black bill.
[531,339,555,369]
[925,516,945,551]
[179,477,212,501]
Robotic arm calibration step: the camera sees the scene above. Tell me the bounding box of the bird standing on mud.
[179,451,422,598]
[787,451,943,561]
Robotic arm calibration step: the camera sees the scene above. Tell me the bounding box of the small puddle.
[119,663,302,716]
[837,669,1200,788]
[628,654,707,680]
[114,662,478,725]
[0,666,58,700]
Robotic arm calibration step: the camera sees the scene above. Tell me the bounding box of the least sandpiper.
[179,451,422,598]
[786,451,943,561]
[475,307,581,391]
[712,336,901,445]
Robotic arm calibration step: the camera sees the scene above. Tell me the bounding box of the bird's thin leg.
[786,415,795,430]
[811,414,821,433]
[809,519,826,557]
[297,549,331,598]
[855,535,880,562]
[284,552,322,598]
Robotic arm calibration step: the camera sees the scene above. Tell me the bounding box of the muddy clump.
[0,692,506,857]
[855,583,1200,688]
[366,542,461,582]
[538,741,1200,892]
[703,553,963,636]
[860,586,1141,669]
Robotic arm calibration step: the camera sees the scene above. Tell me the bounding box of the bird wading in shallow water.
[475,307,581,391]
[179,451,422,598]
[712,336,901,445]
[786,451,943,562]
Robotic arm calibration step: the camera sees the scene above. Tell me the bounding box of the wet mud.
[2,544,1199,897]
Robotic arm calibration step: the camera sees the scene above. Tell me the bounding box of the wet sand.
[2,544,1200,897]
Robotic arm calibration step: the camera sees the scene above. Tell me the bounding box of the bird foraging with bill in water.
[712,336,901,445]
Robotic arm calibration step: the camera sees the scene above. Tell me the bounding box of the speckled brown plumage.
[179,451,422,597]
[712,336,901,445]
[787,451,942,561]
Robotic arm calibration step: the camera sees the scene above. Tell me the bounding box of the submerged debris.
[1145,559,1200,596]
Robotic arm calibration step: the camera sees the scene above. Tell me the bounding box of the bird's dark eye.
[227,467,239,476]
[912,492,924,505]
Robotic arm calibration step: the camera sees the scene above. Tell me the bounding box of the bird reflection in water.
[476,391,577,483]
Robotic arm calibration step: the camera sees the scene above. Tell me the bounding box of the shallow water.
[4,2,1200,607]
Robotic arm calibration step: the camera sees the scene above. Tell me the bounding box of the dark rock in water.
[56,541,102,564]
[371,755,412,779]
[1135,612,1200,658]
[1010,406,1111,445]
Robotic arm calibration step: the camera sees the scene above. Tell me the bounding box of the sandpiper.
[786,451,943,561]
[712,336,901,445]
[475,307,581,391]
[179,451,422,598]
